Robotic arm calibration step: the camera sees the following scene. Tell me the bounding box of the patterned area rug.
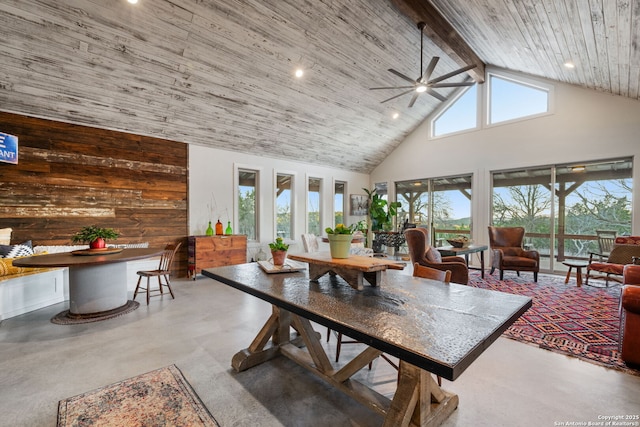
[57,365,219,426]
[468,270,639,376]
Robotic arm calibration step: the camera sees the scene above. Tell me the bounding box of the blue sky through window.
[433,85,477,137]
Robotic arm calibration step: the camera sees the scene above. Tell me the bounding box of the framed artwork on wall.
[350,194,368,216]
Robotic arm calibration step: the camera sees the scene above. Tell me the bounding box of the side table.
[562,260,589,287]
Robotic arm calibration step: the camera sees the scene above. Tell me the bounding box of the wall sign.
[0,132,18,164]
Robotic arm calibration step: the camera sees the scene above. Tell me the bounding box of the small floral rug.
[57,365,219,426]
[469,270,639,376]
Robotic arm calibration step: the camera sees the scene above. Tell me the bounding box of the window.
[432,85,478,137]
[491,158,632,272]
[308,177,322,235]
[334,181,345,226]
[237,169,258,240]
[276,173,293,239]
[396,174,472,246]
[488,74,550,125]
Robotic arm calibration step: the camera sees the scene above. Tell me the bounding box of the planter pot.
[90,238,106,249]
[327,234,353,259]
[271,250,287,266]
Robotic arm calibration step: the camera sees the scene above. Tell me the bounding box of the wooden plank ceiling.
[0,0,638,173]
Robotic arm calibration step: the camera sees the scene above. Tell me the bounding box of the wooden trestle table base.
[286,251,405,290]
[203,263,531,426]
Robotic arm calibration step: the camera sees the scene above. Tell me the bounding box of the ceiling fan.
[370,22,477,107]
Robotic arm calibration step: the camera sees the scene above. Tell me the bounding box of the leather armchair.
[621,265,640,366]
[586,236,640,287]
[404,228,469,285]
[488,226,539,282]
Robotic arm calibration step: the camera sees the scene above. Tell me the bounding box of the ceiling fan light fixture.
[416,85,427,93]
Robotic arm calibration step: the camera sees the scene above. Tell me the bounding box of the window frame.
[486,70,555,128]
[274,170,296,241]
[234,164,261,242]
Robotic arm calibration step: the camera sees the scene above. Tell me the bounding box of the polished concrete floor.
[1,273,639,427]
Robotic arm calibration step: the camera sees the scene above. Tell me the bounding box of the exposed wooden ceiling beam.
[390,0,486,83]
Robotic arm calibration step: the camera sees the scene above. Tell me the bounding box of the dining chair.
[413,263,451,283]
[134,242,182,305]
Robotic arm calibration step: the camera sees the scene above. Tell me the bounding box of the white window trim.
[233,163,262,243]
[429,84,480,140]
[274,169,296,243]
[485,69,555,128]
[306,174,322,234]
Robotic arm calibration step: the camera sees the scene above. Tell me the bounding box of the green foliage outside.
[238,188,256,240]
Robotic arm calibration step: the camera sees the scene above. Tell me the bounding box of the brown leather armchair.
[488,226,539,282]
[621,265,640,366]
[404,228,469,285]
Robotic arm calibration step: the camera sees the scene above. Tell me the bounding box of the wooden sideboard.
[188,235,247,279]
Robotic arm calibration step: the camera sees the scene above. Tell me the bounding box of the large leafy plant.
[364,188,401,231]
[71,225,119,243]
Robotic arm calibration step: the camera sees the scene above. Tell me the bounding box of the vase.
[271,250,287,266]
[225,221,232,235]
[328,234,353,258]
[215,219,223,235]
[205,221,214,236]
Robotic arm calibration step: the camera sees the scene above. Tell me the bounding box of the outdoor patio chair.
[596,230,617,258]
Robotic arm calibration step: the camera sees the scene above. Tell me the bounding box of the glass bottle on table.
[205,221,214,236]
[215,219,223,235]
[225,221,233,235]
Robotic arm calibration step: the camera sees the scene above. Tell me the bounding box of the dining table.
[203,263,531,426]
[14,248,163,322]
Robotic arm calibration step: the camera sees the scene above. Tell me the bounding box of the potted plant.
[325,223,356,258]
[72,225,119,250]
[363,188,401,232]
[268,237,289,266]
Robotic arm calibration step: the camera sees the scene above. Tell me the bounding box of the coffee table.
[562,260,589,287]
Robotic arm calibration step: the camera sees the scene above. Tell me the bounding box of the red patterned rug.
[468,270,639,376]
[57,365,219,426]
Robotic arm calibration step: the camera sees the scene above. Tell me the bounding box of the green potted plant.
[363,188,401,232]
[325,223,355,258]
[72,225,119,250]
[268,237,289,266]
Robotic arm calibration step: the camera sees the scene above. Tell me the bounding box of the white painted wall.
[371,70,640,248]
[189,146,370,259]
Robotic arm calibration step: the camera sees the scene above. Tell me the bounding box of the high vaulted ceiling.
[1,1,638,173]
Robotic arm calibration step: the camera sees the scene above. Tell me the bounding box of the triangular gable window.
[489,75,550,124]
[431,85,478,137]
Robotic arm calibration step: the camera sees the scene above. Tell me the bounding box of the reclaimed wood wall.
[0,111,189,276]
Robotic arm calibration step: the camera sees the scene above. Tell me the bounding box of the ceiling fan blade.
[369,85,415,90]
[380,89,415,104]
[407,92,420,108]
[426,88,447,102]
[430,82,475,88]
[388,69,417,84]
[428,64,477,85]
[420,56,439,83]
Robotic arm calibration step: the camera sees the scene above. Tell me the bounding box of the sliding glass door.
[491,158,632,272]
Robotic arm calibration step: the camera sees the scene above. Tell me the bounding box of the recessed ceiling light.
[392,112,399,119]
[564,61,575,69]
[294,69,304,78]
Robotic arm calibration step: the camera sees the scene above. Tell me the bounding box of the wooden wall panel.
[0,111,189,276]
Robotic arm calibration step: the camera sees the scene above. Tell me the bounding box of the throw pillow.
[0,227,12,245]
[0,240,34,258]
[425,247,442,263]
